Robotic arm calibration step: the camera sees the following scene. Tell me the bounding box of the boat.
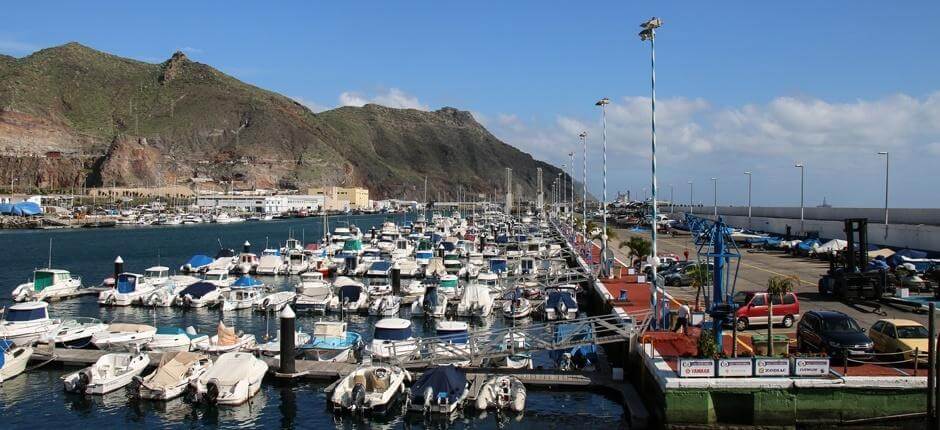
[425,257,447,278]
[456,282,494,317]
[439,274,461,298]
[254,291,297,313]
[192,321,256,354]
[368,295,402,317]
[63,350,150,394]
[253,328,311,356]
[502,292,532,319]
[402,278,428,296]
[284,250,310,275]
[91,323,157,351]
[442,252,466,277]
[98,272,158,306]
[415,240,434,266]
[146,326,208,352]
[207,248,238,273]
[39,317,107,349]
[545,289,578,321]
[0,339,32,383]
[474,375,526,412]
[392,238,414,259]
[330,365,410,414]
[396,258,422,278]
[329,277,369,313]
[476,271,501,293]
[370,318,416,360]
[191,352,267,405]
[433,321,472,365]
[135,351,212,400]
[293,273,333,314]
[11,269,82,302]
[255,249,285,275]
[0,301,60,346]
[176,281,223,308]
[180,254,213,274]
[300,321,361,362]
[212,213,244,224]
[202,269,234,287]
[407,365,468,414]
[411,281,447,318]
[221,284,264,312]
[499,333,533,369]
[143,276,200,307]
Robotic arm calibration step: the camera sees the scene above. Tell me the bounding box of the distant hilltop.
[0,42,568,200]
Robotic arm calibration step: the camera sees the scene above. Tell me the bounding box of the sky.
[2,1,940,207]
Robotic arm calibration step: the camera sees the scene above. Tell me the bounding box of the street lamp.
[744,171,752,228]
[877,152,889,238]
[794,163,805,235]
[688,181,693,215]
[670,184,675,214]
[711,177,718,217]
[569,152,575,224]
[559,168,565,219]
[596,97,610,277]
[580,131,588,250]
[640,15,663,328]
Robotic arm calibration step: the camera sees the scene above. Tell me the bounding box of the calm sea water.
[0,215,626,429]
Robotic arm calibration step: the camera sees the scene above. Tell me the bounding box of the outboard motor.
[351,382,366,411]
[557,301,568,320]
[205,380,220,403]
[423,386,434,413]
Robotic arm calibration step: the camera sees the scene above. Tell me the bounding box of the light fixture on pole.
[744,171,752,228]
[688,180,693,215]
[569,151,575,225]
[877,151,889,239]
[794,163,805,235]
[640,15,662,328]
[670,184,675,214]
[595,97,610,277]
[580,131,588,252]
[711,177,718,217]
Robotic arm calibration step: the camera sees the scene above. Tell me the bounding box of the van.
[732,291,800,330]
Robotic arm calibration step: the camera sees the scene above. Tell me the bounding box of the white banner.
[717,358,753,377]
[754,358,790,377]
[678,359,715,378]
[793,357,830,376]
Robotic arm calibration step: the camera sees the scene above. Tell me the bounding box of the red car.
[732,291,800,331]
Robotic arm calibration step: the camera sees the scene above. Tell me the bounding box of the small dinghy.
[193,321,256,354]
[474,375,526,412]
[407,365,469,414]
[254,291,296,313]
[254,328,311,356]
[40,317,107,349]
[146,326,208,352]
[368,295,402,317]
[63,350,150,394]
[91,323,157,351]
[191,352,267,406]
[0,339,32,383]
[300,321,362,362]
[134,351,211,400]
[330,365,410,414]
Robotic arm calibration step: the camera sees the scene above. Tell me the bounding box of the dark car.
[797,310,874,361]
[663,263,714,287]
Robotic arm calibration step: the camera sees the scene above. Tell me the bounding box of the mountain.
[0,42,569,201]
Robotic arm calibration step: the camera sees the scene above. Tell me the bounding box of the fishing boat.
[146,326,208,352]
[98,272,159,306]
[370,318,416,360]
[191,352,267,405]
[0,301,60,346]
[63,350,150,394]
[176,282,223,308]
[330,365,410,414]
[193,321,255,354]
[456,282,494,317]
[0,339,32,383]
[254,291,296,313]
[135,351,211,400]
[300,321,362,362]
[474,375,526,412]
[91,323,157,351]
[39,317,107,349]
[407,365,468,414]
[293,272,333,314]
[11,269,82,302]
[330,277,369,313]
[368,295,402,317]
[253,328,311,356]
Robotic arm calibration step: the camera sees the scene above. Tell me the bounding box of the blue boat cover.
[546,291,577,310]
[410,366,466,404]
[339,284,362,302]
[117,274,137,293]
[891,249,929,267]
[179,282,216,298]
[4,307,46,322]
[374,326,412,341]
[156,327,185,335]
[0,202,42,216]
[232,275,263,288]
[440,242,455,251]
[303,332,361,350]
[796,239,821,251]
[867,257,890,272]
[490,259,508,273]
[185,254,214,268]
[369,261,391,273]
[0,339,12,367]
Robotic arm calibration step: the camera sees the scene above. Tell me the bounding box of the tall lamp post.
[877,151,889,239]
[744,171,752,228]
[580,131,588,252]
[569,152,575,226]
[711,177,718,217]
[688,180,693,215]
[670,184,675,214]
[794,163,805,236]
[640,16,662,327]
[596,97,610,278]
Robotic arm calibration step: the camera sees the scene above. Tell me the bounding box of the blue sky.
[3,1,940,207]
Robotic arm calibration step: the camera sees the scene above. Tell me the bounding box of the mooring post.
[114,256,124,280]
[243,240,251,253]
[391,261,401,295]
[279,304,296,374]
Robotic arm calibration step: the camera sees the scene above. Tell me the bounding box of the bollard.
[243,241,251,253]
[391,261,401,295]
[114,256,124,280]
[279,304,296,374]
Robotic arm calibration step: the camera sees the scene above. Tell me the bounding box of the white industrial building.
[196,194,325,214]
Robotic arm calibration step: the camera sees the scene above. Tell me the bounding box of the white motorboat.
[424,257,447,278]
[143,276,200,307]
[330,365,410,413]
[202,269,234,287]
[0,301,60,346]
[40,317,107,349]
[176,281,223,308]
[213,213,244,224]
[407,365,468,414]
[191,352,267,405]
[411,283,447,318]
[365,276,393,297]
[402,278,428,296]
[221,285,264,312]
[439,274,461,299]
[146,326,208,352]
[545,289,578,321]
[456,282,494,317]
[294,273,334,314]
[135,351,211,400]
[235,251,259,275]
[432,321,472,366]
[63,351,150,394]
[499,333,533,369]
[11,269,81,302]
[300,321,361,362]
[329,277,368,313]
[180,255,213,273]
[391,238,414,259]
[474,375,526,412]
[255,250,285,275]
[368,295,402,317]
[502,297,532,319]
[442,252,466,277]
[396,258,422,278]
[283,250,310,275]
[0,340,32,383]
[370,318,416,360]
[98,272,158,306]
[92,323,157,351]
[254,291,296,313]
[253,328,311,356]
[207,249,238,273]
[193,321,256,354]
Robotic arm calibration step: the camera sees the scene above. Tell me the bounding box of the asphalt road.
[608,227,929,337]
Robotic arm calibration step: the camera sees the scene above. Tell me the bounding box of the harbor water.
[0,214,626,429]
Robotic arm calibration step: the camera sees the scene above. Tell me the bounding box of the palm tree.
[619,237,651,267]
[766,275,797,356]
[684,263,713,310]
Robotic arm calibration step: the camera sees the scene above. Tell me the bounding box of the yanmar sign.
[678,359,715,378]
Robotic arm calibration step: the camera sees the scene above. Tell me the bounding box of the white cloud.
[338,88,428,110]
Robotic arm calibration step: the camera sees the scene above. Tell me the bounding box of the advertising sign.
[678,359,715,378]
[717,358,753,377]
[793,357,830,376]
[754,358,790,377]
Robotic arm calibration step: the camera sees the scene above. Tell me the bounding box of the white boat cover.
[108,323,155,333]
[814,239,847,253]
[145,351,205,388]
[206,353,256,385]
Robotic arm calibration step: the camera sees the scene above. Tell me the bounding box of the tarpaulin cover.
[0,202,41,216]
[373,326,412,341]
[4,307,46,322]
[232,275,263,288]
[369,261,391,273]
[117,274,138,293]
[143,351,204,389]
[490,258,508,273]
[179,282,216,299]
[891,249,929,267]
[339,284,362,302]
[185,255,213,269]
[410,366,466,404]
[546,291,577,310]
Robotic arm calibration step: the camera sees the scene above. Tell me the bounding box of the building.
[196,194,325,214]
[308,186,370,210]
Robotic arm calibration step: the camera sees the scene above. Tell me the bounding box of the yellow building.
[308,186,370,209]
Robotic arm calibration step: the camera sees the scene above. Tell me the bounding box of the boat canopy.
[369,261,392,273]
[185,255,214,268]
[890,249,929,267]
[232,275,264,288]
[343,239,363,252]
[179,282,217,299]
[410,366,467,404]
[339,284,362,302]
[374,319,412,341]
[490,258,508,273]
[437,328,468,344]
[546,291,577,309]
[416,250,434,259]
[4,303,48,322]
[440,276,458,290]
[33,269,69,291]
[116,274,139,293]
[0,201,41,216]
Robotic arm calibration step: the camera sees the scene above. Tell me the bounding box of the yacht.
[294,273,334,314]
[253,328,311,356]
[207,248,238,272]
[0,301,60,345]
[191,352,267,405]
[144,276,201,307]
[63,350,150,394]
[391,238,414,259]
[415,240,434,266]
[442,252,466,276]
[370,318,416,361]
[330,365,410,414]
[283,250,310,275]
[439,274,461,298]
[11,269,82,302]
[39,317,107,349]
[300,321,361,362]
[98,272,158,306]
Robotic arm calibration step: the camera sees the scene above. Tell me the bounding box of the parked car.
[797,311,873,360]
[732,291,800,330]
[869,319,930,363]
[663,263,714,287]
